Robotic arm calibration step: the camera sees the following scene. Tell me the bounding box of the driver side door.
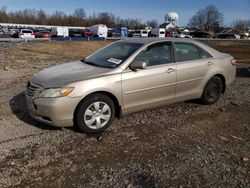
[121,42,177,113]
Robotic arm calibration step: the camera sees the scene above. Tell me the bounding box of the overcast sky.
[1,0,250,26]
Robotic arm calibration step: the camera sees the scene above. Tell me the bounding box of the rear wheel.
[201,76,223,105]
[76,94,115,133]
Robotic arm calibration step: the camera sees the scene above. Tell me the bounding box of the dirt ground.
[0,40,249,187]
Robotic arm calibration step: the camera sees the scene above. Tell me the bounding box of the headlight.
[39,87,74,98]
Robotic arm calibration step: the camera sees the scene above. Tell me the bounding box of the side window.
[134,42,172,66]
[199,48,212,59]
[175,43,200,62]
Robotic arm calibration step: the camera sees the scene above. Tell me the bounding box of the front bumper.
[25,92,81,127]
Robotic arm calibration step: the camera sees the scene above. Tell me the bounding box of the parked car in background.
[83,28,94,37]
[111,27,128,37]
[51,27,69,37]
[165,31,172,37]
[190,31,211,38]
[89,24,108,38]
[128,30,135,37]
[141,30,150,37]
[9,29,19,38]
[19,29,35,39]
[131,30,141,37]
[33,29,44,38]
[26,38,236,133]
[36,31,52,38]
[69,29,83,37]
[239,33,249,40]
[216,33,240,40]
[172,32,192,38]
[149,28,165,37]
[129,30,149,38]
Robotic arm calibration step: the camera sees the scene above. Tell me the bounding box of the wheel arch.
[203,73,226,94]
[214,74,226,93]
[73,91,122,125]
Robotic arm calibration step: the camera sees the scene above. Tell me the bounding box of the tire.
[201,76,223,105]
[75,94,115,133]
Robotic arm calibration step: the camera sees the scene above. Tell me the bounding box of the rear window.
[22,30,32,34]
[175,43,212,61]
[160,31,165,34]
[175,43,200,61]
[199,48,212,59]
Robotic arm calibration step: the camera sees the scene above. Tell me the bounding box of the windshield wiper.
[80,58,86,63]
[81,58,99,67]
[81,58,113,68]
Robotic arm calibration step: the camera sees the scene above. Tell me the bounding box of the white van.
[141,30,149,37]
[150,28,165,38]
[51,27,69,37]
[89,24,108,38]
[131,30,149,38]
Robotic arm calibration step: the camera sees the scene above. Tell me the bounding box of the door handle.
[207,61,214,66]
[165,68,176,73]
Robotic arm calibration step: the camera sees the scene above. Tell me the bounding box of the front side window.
[85,42,142,68]
[134,42,173,66]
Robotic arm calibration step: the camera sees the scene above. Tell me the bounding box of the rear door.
[122,42,176,113]
[174,42,214,98]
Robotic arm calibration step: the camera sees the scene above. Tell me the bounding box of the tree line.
[0,7,158,29]
[188,5,250,33]
[0,6,249,32]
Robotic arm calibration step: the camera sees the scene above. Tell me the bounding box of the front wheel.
[75,94,115,133]
[201,76,223,105]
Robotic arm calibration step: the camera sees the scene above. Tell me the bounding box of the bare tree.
[96,12,116,27]
[189,5,224,32]
[0,7,8,23]
[36,9,47,25]
[49,11,67,25]
[232,19,250,33]
[0,7,153,29]
[146,19,158,28]
[72,8,86,26]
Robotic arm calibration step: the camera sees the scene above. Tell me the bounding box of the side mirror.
[129,61,147,71]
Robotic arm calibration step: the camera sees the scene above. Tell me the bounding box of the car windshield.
[84,42,143,68]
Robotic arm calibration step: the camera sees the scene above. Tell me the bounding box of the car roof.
[119,38,223,58]
[120,37,197,44]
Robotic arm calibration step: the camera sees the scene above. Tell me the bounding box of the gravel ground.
[0,40,249,187]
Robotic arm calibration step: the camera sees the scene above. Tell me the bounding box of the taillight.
[230,58,237,66]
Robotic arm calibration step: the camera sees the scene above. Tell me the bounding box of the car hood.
[30,60,114,88]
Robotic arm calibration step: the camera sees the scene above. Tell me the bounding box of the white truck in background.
[141,30,150,37]
[89,24,108,38]
[51,27,69,37]
[149,28,165,38]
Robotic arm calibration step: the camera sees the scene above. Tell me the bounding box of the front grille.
[26,81,43,98]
